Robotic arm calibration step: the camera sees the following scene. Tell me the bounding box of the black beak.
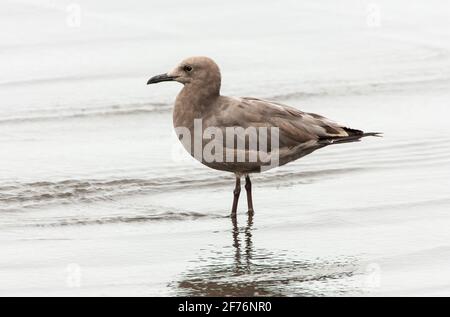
[147,73,177,85]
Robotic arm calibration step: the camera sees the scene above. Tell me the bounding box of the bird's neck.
[173,84,220,128]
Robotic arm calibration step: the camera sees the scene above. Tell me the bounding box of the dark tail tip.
[363,132,383,137]
[319,131,383,146]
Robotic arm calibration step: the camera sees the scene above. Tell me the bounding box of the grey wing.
[202,96,372,172]
[211,96,363,147]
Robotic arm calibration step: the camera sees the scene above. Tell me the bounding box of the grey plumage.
[147,56,380,215]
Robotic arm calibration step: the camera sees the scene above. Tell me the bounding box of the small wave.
[0,102,172,124]
[0,172,229,211]
[0,72,138,87]
[298,136,450,170]
[32,210,216,227]
[269,76,450,100]
[0,167,364,212]
[256,167,364,187]
[0,177,182,207]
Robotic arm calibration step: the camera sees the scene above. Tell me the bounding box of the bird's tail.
[319,131,383,145]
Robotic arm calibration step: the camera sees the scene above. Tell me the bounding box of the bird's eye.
[184,65,193,72]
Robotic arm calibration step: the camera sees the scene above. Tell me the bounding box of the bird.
[147,56,380,217]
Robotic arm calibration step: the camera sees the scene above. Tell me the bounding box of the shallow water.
[1,0,450,296]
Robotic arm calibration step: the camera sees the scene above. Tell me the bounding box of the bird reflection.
[231,212,253,275]
[173,214,361,297]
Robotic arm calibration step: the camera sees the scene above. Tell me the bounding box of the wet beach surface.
[1,0,450,296]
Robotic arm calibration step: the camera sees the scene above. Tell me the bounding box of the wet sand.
[1,0,450,296]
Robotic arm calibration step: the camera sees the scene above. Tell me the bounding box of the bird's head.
[147,56,221,95]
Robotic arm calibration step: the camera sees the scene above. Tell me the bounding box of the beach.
[1,0,450,296]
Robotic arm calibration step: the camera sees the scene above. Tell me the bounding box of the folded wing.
[211,96,368,148]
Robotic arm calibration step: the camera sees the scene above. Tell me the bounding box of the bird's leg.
[231,176,241,217]
[245,175,254,215]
